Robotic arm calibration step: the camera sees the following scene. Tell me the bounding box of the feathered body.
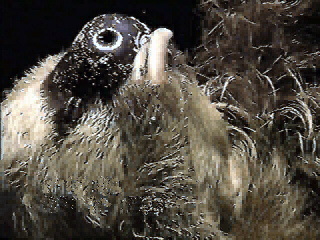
[1,14,152,171]
[1,1,320,239]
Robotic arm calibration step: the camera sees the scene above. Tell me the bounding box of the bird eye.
[93,28,123,51]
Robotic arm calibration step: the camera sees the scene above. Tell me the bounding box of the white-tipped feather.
[1,55,62,170]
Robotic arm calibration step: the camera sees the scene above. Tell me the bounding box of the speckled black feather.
[44,14,151,135]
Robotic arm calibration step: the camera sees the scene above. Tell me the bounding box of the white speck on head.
[130,16,151,34]
[74,33,85,43]
[98,56,109,64]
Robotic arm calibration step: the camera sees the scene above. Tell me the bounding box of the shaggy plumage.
[1,1,320,239]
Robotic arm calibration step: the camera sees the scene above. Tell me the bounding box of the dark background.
[1,0,201,93]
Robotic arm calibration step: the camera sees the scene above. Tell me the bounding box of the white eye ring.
[93,28,123,51]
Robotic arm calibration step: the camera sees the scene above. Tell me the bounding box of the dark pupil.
[98,30,118,45]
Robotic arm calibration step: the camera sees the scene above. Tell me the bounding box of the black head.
[44,14,152,134]
[49,14,151,94]
[72,14,151,63]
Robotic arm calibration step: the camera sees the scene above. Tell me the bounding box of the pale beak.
[132,28,173,84]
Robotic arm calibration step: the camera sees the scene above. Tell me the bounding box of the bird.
[43,13,154,135]
[1,13,171,167]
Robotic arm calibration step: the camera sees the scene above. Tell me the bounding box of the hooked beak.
[132,28,173,84]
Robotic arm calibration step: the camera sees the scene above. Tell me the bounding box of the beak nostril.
[139,34,150,47]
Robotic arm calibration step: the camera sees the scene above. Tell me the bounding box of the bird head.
[44,14,175,134]
[47,14,174,102]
